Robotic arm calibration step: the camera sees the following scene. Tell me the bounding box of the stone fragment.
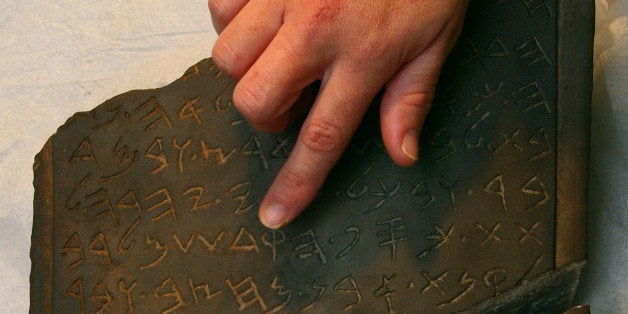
[31,1,593,312]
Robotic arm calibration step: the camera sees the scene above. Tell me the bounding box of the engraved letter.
[517,221,543,246]
[89,232,114,269]
[465,82,503,117]
[181,65,199,82]
[484,174,507,212]
[271,135,293,158]
[421,271,449,296]
[417,224,455,260]
[145,137,169,174]
[118,280,138,314]
[483,268,507,297]
[523,0,551,17]
[485,36,509,57]
[521,175,549,212]
[65,174,90,212]
[376,217,407,261]
[230,227,259,252]
[227,182,255,215]
[100,137,138,183]
[267,277,292,313]
[346,163,374,199]
[334,275,361,312]
[242,134,269,170]
[90,280,114,313]
[475,222,503,246]
[61,232,85,271]
[117,190,143,214]
[66,277,86,314]
[135,97,173,131]
[85,188,119,225]
[438,271,476,308]
[517,82,550,114]
[299,278,326,312]
[493,129,524,154]
[172,137,192,173]
[173,231,224,253]
[214,81,235,112]
[118,217,142,255]
[183,186,219,212]
[261,229,286,263]
[69,137,96,163]
[225,277,268,312]
[189,278,221,304]
[139,235,168,270]
[373,274,397,314]
[200,140,235,165]
[144,187,177,223]
[178,97,203,125]
[411,180,435,209]
[336,226,360,259]
[427,127,456,164]
[527,127,549,161]
[153,277,186,314]
[464,112,491,148]
[516,37,550,66]
[440,174,459,212]
[365,179,402,214]
[292,230,328,265]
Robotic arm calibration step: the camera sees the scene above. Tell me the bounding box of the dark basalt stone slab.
[31,0,593,312]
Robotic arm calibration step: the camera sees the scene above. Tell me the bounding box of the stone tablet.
[31,0,593,312]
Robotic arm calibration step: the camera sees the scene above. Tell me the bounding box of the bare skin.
[208,0,469,229]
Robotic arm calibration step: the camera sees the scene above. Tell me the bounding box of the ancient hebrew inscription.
[33,1,559,312]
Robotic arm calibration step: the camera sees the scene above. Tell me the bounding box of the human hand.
[209,0,468,229]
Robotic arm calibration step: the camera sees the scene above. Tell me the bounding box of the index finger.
[258,63,386,229]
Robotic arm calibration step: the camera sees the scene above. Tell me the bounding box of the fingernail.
[261,204,287,229]
[402,129,419,161]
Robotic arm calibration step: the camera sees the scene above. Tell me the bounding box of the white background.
[0,1,625,312]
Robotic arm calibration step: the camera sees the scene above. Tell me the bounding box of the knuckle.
[268,33,311,68]
[232,79,270,124]
[301,119,345,155]
[211,40,243,79]
[293,0,341,45]
[399,91,435,111]
[418,92,436,110]
[304,0,342,25]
